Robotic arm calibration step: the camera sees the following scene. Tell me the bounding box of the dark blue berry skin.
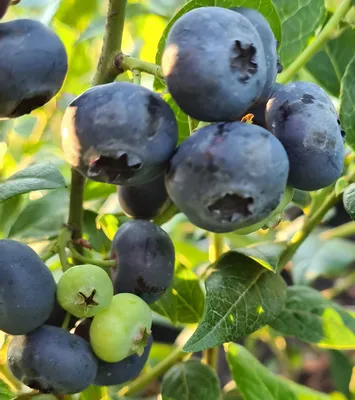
[165,122,289,233]
[246,83,283,128]
[0,19,68,118]
[117,173,170,220]
[62,82,178,186]
[162,7,267,122]
[0,0,11,19]
[232,7,279,102]
[7,325,98,395]
[94,334,153,386]
[265,81,338,130]
[266,99,344,191]
[111,220,175,304]
[0,240,56,335]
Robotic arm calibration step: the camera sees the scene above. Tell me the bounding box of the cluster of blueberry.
[0,4,346,396]
[1,218,175,393]
[63,6,345,234]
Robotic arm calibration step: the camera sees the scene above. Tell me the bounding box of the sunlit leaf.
[183,252,287,352]
[270,286,355,349]
[226,343,346,400]
[0,162,66,202]
[340,55,355,151]
[274,0,326,68]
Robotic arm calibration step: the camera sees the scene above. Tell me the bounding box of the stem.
[132,68,141,85]
[279,190,338,267]
[153,203,178,226]
[188,117,198,133]
[120,55,164,79]
[68,245,116,268]
[40,247,57,262]
[323,270,355,299]
[204,233,224,370]
[68,169,85,260]
[269,338,290,378]
[320,221,355,240]
[278,0,352,84]
[118,346,187,397]
[58,228,72,272]
[0,364,21,392]
[279,168,355,268]
[208,232,224,263]
[67,0,128,261]
[93,0,127,85]
[61,312,71,330]
[204,347,219,371]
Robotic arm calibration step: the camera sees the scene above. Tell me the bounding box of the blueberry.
[61,82,178,186]
[246,83,283,128]
[112,220,175,304]
[0,0,10,19]
[162,7,267,122]
[74,318,153,386]
[0,19,68,118]
[117,173,170,219]
[94,334,153,386]
[0,240,56,335]
[165,122,289,233]
[265,81,338,130]
[266,97,344,191]
[90,293,152,363]
[7,325,98,394]
[232,7,280,102]
[56,264,114,318]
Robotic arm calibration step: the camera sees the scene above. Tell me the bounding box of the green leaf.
[292,189,312,209]
[0,380,13,400]
[0,162,66,202]
[84,180,117,202]
[13,115,37,137]
[76,16,106,43]
[151,284,178,325]
[235,242,287,272]
[223,390,243,400]
[154,0,282,91]
[9,189,69,240]
[270,286,355,349]
[226,343,346,400]
[183,252,287,352]
[173,264,204,323]
[307,28,355,97]
[329,350,352,398]
[292,233,355,284]
[152,264,204,324]
[79,385,104,400]
[56,0,99,29]
[83,210,111,254]
[340,55,355,151]
[343,183,355,220]
[96,214,119,241]
[164,94,190,143]
[274,0,326,68]
[174,241,208,268]
[0,196,24,239]
[161,359,220,400]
